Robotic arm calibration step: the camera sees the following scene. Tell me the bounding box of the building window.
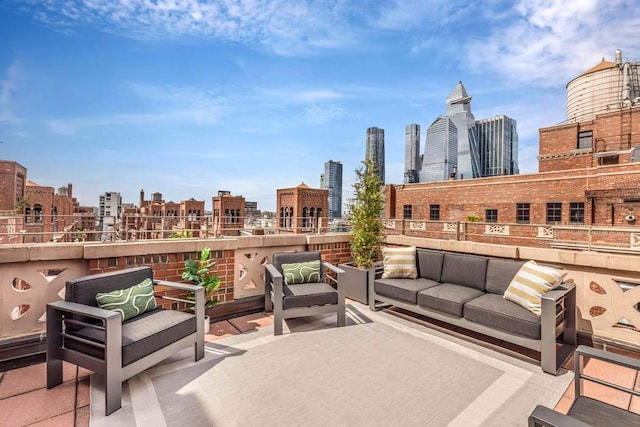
[546,202,562,224]
[570,202,584,224]
[34,204,43,223]
[578,130,593,149]
[516,203,530,224]
[485,209,498,223]
[430,204,440,221]
[403,205,412,219]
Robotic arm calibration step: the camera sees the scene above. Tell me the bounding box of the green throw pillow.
[281,260,321,285]
[95,278,157,321]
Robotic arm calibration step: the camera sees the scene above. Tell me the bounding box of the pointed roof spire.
[447,81,471,104]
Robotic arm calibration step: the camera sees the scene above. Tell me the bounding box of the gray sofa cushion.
[416,249,444,282]
[417,284,484,317]
[65,308,197,366]
[463,293,541,339]
[440,253,488,291]
[375,278,440,305]
[283,282,337,309]
[485,258,526,295]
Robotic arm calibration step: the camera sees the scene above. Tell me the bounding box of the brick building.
[385,56,640,230]
[121,190,206,240]
[212,191,245,236]
[0,160,27,213]
[276,183,328,234]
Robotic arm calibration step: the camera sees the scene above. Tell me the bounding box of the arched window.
[280,207,284,227]
[288,207,294,228]
[302,207,308,228]
[317,208,323,231]
[309,208,315,228]
[34,204,43,223]
[225,209,230,224]
[235,209,241,224]
[24,205,31,223]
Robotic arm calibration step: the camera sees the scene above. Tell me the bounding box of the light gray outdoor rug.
[91,303,572,426]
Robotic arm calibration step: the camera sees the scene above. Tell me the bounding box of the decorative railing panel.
[485,225,509,235]
[1,260,86,339]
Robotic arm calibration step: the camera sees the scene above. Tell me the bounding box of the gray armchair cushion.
[374,278,439,305]
[66,266,153,307]
[485,258,526,295]
[463,293,541,339]
[283,282,338,309]
[440,253,488,291]
[65,308,196,366]
[416,249,444,282]
[417,284,484,317]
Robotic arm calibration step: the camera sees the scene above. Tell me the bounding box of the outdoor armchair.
[46,266,205,415]
[264,251,345,335]
[528,345,640,426]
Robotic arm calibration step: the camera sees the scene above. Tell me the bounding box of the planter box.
[338,263,377,305]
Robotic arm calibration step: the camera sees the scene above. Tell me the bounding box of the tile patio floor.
[1,309,639,426]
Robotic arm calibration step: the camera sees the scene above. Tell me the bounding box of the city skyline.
[1,1,639,211]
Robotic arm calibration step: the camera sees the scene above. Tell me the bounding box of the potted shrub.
[339,159,385,304]
[181,247,221,330]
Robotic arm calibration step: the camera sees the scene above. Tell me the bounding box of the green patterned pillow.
[281,260,321,285]
[95,278,157,321]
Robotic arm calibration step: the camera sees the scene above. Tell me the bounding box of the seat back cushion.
[416,249,444,282]
[273,251,323,279]
[66,266,154,307]
[96,278,158,321]
[485,258,527,295]
[381,246,417,279]
[503,260,567,315]
[440,253,489,291]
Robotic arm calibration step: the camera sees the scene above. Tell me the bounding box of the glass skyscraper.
[366,126,385,184]
[404,124,421,183]
[475,115,519,176]
[322,160,343,219]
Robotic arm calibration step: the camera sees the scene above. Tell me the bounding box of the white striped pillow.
[381,246,417,279]
[503,260,567,315]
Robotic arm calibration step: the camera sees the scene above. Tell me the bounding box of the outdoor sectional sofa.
[369,248,577,374]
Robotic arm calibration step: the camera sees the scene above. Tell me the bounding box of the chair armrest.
[47,300,121,322]
[265,263,284,297]
[154,280,203,293]
[528,405,592,427]
[575,345,640,371]
[323,262,345,275]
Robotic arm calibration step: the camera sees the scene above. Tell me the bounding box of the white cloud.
[46,82,223,134]
[18,0,362,55]
[0,62,21,125]
[465,0,640,87]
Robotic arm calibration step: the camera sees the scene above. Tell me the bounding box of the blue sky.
[1,0,639,212]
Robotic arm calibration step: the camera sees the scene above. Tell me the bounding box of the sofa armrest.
[154,280,204,308]
[528,405,592,427]
[265,263,284,298]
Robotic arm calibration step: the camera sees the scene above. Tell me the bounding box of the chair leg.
[46,305,64,388]
[105,374,122,416]
[274,312,283,336]
[337,300,346,327]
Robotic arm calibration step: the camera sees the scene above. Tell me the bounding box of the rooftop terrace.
[1,234,639,425]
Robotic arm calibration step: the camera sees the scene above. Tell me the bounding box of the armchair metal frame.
[46,267,204,415]
[529,345,640,426]
[265,251,346,335]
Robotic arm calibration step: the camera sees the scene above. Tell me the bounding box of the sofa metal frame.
[369,255,577,375]
[46,267,205,415]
